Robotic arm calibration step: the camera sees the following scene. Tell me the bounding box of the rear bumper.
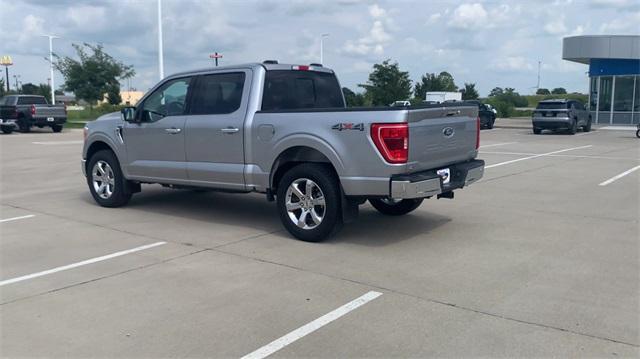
[390,159,484,199]
[0,119,18,128]
[28,116,67,126]
[533,117,571,129]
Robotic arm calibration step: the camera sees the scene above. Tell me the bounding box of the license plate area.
[47,117,54,122]
[437,168,450,184]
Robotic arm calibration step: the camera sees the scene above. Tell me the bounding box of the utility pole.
[536,60,541,90]
[157,0,164,79]
[41,35,58,104]
[320,33,329,65]
[209,52,223,67]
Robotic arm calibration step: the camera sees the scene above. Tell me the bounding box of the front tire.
[487,118,495,129]
[533,128,542,135]
[369,198,424,216]
[583,118,592,132]
[87,150,132,207]
[1,127,13,134]
[276,163,342,242]
[636,129,640,139]
[51,124,63,133]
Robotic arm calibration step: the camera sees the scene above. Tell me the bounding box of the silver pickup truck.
[82,62,484,241]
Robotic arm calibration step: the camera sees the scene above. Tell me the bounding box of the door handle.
[220,127,239,134]
[165,127,182,134]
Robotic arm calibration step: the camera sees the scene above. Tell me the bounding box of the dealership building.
[563,35,640,125]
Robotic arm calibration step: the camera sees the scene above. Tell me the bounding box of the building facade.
[563,35,640,125]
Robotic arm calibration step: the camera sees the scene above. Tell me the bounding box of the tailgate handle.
[445,110,460,116]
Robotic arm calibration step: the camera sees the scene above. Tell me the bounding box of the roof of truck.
[170,62,335,78]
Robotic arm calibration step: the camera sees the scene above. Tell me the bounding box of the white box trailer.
[425,91,462,103]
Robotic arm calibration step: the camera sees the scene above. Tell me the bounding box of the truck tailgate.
[406,106,478,172]
[34,106,65,118]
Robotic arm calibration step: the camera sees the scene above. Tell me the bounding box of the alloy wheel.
[92,160,115,199]
[285,178,326,230]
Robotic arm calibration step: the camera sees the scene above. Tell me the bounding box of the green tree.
[413,71,457,100]
[551,87,567,94]
[342,87,366,107]
[489,87,504,97]
[536,88,550,95]
[358,59,412,106]
[461,83,479,100]
[54,43,135,106]
[20,83,52,99]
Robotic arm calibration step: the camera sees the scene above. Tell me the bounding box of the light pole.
[320,33,329,65]
[42,35,58,104]
[157,0,164,79]
[13,75,20,92]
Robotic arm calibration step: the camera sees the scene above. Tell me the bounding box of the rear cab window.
[536,102,568,110]
[261,70,345,111]
[17,96,47,105]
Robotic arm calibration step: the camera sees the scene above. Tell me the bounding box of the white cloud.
[544,16,568,35]
[426,13,441,24]
[491,56,534,72]
[341,4,392,57]
[448,3,488,30]
[599,11,640,33]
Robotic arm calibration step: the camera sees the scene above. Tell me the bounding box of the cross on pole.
[209,52,223,67]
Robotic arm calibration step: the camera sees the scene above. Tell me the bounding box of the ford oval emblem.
[443,127,455,138]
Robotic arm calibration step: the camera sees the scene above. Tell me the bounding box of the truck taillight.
[371,123,408,164]
[476,116,480,149]
[30,104,36,116]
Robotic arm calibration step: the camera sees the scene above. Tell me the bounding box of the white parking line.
[479,142,517,148]
[0,214,36,223]
[0,241,166,286]
[598,165,640,186]
[32,140,84,145]
[485,145,593,169]
[481,151,640,161]
[241,291,383,359]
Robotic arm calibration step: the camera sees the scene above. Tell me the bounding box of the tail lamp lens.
[371,123,409,164]
[30,104,36,115]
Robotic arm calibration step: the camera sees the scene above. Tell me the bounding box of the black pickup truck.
[0,95,67,133]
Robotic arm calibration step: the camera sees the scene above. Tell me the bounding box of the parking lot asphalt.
[1,125,638,357]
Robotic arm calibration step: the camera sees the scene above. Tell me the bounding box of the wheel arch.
[85,140,120,174]
[269,146,340,192]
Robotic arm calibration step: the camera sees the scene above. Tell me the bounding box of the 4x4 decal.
[332,123,364,131]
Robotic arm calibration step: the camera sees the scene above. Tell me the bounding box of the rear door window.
[190,72,246,115]
[262,70,345,111]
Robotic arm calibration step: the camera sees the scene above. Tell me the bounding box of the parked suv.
[532,99,591,135]
[82,62,484,241]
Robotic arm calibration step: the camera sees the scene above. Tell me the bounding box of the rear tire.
[18,119,30,133]
[533,128,542,134]
[51,124,63,133]
[276,163,342,242]
[1,127,13,134]
[583,118,592,132]
[569,119,578,135]
[369,198,424,216]
[487,118,494,129]
[636,129,640,139]
[87,150,132,208]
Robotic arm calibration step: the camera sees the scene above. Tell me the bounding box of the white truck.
[426,91,462,103]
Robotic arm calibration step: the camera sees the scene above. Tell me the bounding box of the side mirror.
[121,107,137,122]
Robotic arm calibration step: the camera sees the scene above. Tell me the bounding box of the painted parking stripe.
[598,165,640,186]
[485,145,592,169]
[481,151,640,161]
[479,142,517,148]
[241,291,383,359]
[32,140,84,145]
[0,241,166,286]
[0,214,36,223]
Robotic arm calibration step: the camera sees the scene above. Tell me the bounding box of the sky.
[1,0,639,97]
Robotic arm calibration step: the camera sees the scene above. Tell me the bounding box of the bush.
[485,98,514,118]
[67,103,125,121]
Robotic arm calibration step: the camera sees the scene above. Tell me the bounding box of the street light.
[157,0,164,79]
[13,74,20,91]
[41,35,59,104]
[320,33,329,65]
